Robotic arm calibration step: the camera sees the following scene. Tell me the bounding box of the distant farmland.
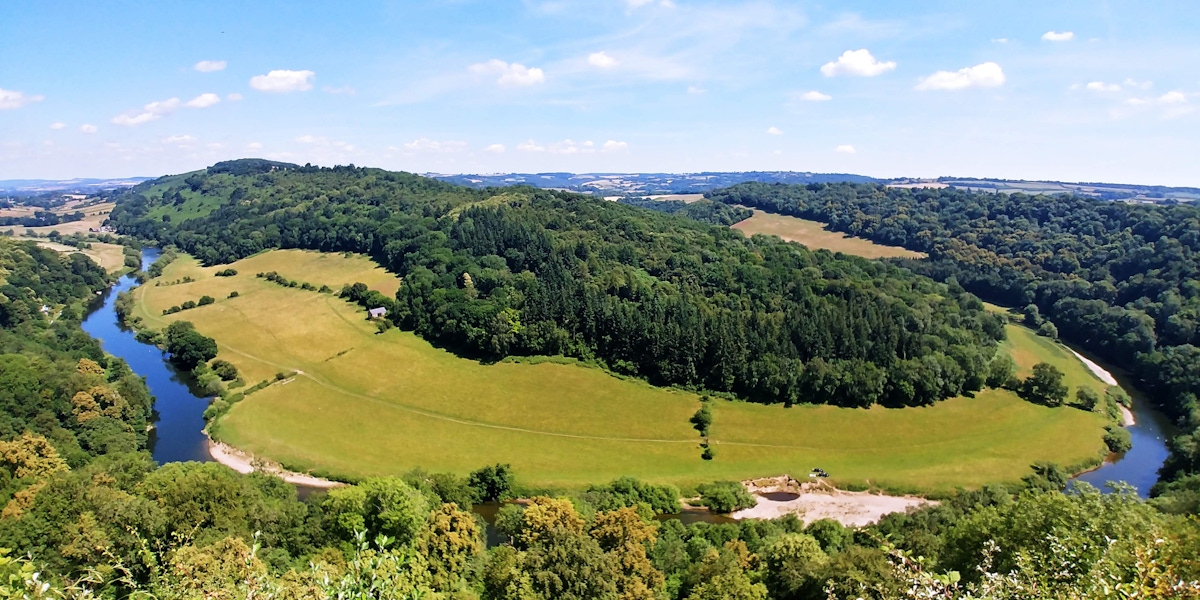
[731,210,925,260]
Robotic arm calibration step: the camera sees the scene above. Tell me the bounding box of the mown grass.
[134,250,1109,491]
[732,209,925,259]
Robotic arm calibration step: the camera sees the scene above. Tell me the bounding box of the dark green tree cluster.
[107,161,1005,409]
[164,320,218,369]
[707,181,1200,501]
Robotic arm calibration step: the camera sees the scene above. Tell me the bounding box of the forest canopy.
[107,162,1007,409]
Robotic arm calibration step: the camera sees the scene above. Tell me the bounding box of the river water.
[81,248,214,464]
[79,249,1173,498]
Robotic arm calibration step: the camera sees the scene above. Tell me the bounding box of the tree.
[164,321,218,369]
[590,507,664,600]
[1037,320,1059,339]
[690,404,713,437]
[1020,363,1069,407]
[760,533,827,600]
[1075,387,1102,411]
[985,355,1016,388]
[695,481,756,514]
[210,359,239,381]
[418,503,484,592]
[468,463,514,502]
[322,477,430,546]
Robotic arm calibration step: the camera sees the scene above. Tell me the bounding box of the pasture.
[32,240,127,273]
[731,209,925,259]
[3,201,115,237]
[134,250,1109,491]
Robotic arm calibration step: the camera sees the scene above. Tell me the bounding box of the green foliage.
[690,404,713,437]
[468,463,514,502]
[576,476,682,515]
[210,359,239,381]
[1020,362,1069,407]
[164,320,218,369]
[322,477,430,546]
[108,164,1004,410]
[215,268,238,277]
[695,481,756,514]
[1104,425,1133,454]
[198,295,215,306]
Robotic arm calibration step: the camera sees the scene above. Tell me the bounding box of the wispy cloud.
[916,62,1005,91]
[799,90,832,101]
[0,88,44,110]
[821,49,896,77]
[250,70,316,93]
[1042,31,1074,42]
[194,60,227,72]
[111,97,181,126]
[835,144,856,154]
[185,93,221,108]
[469,59,546,86]
[766,126,783,135]
[588,51,619,69]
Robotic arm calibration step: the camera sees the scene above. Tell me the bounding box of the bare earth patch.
[208,438,344,489]
[731,475,935,527]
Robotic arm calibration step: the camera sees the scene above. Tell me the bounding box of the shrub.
[1103,426,1132,454]
[211,359,239,381]
[696,480,756,513]
[181,300,197,310]
[228,291,239,298]
[197,295,215,306]
[215,268,238,277]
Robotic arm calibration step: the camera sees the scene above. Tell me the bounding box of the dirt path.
[207,438,345,489]
[730,476,935,527]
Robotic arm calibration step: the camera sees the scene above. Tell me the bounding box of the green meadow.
[134,250,1110,491]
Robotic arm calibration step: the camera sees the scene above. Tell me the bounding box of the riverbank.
[729,476,935,527]
[207,438,344,489]
[1067,347,1135,426]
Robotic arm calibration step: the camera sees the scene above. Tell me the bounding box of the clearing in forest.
[732,209,925,260]
[133,249,1108,491]
[33,240,127,273]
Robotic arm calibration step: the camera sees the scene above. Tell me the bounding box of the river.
[82,248,214,465]
[80,249,1173,498]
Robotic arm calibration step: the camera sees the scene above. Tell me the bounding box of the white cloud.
[79,124,98,134]
[111,97,181,126]
[323,85,356,95]
[835,144,856,154]
[0,88,44,110]
[185,93,221,108]
[601,140,629,153]
[766,126,783,135]
[1085,81,1121,92]
[249,69,316,93]
[991,38,1009,44]
[800,90,832,101]
[227,93,244,101]
[164,134,197,145]
[1160,91,1187,104]
[517,139,545,152]
[588,51,619,69]
[194,60,227,72]
[1123,79,1152,90]
[820,49,896,77]
[403,138,467,153]
[687,86,706,95]
[625,0,673,8]
[469,59,546,87]
[247,142,263,150]
[295,135,324,144]
[49,122,66,130]
[916,62,1005,91]
[1042,31,1074,42]
[484,144,506,153]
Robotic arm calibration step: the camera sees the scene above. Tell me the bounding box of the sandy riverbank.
[208,438,345,489]
[730,476,935,527]
[1068,348,1134,426]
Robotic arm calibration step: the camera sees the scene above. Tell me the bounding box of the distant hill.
[0,177,152,195]
[933,177,1200,203]
[430,171,880,195]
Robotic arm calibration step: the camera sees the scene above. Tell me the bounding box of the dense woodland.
[107,162,1008,409]
[709,183,1200,502]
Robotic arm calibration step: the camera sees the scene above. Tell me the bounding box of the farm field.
[32,240,127,273]
[731,209,925,259]
[1,201,115,237]
[134,250,1109,491]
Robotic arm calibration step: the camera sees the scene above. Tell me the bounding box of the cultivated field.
[33,240,128,273]
[134,250,1108,491]
[2,201,115,237]
[732,210,925,260]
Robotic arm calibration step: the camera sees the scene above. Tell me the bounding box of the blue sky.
[2,1,1198,184]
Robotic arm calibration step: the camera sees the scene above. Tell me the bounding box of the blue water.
[1071,372,1174,497]
[81,248,214,464]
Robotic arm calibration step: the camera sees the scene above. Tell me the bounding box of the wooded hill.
[107,160,1006,409]
[708,182,1200,502]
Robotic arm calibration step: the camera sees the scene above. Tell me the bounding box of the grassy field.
[2,201,116,237]
[731,210,925,260]
[32,240,127,273]
[133,250,1109,491]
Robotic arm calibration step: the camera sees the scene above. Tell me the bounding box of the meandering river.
[80,249,1173,498]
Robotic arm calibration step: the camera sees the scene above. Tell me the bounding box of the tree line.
[708,182,1200,504]
[107,161,1007,409]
